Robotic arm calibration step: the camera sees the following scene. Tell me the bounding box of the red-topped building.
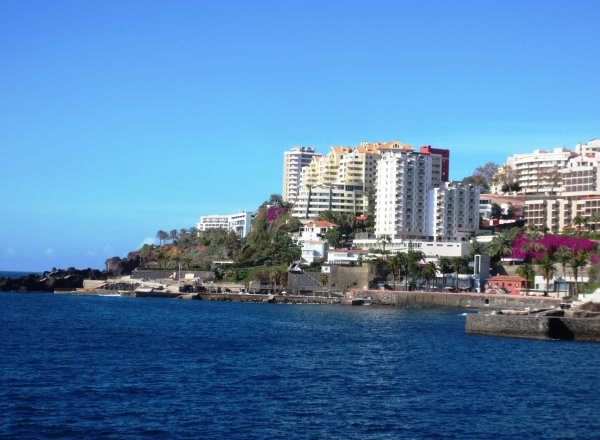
[420,146,450,181]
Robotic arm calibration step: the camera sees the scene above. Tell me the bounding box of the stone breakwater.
[196,293,339,304]
[346,290,561,309]
[466,311,600,342]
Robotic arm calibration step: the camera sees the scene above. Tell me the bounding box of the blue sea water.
[1,292,599,439]
[0,271,41,279]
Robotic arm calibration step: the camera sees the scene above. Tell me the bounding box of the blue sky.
[1,0,599,271]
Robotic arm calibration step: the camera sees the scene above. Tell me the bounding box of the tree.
[516,262,535,295]
[491,203,503,219]
[422,261,438,291]
[590,214,600,232]
[378,235,391,253]
[538,254,556,296]
[156,230,169,246]
[387,252,408,289]
[268,269,280,294]
[169,229,178,243]
[487,231,514,261]
[319,273,329,289]
[569,251,588,298]
[462,175,489,191]
[573,215,587,235]
[555,246,572,278]
[324,228,342,248]
[407,250,425,289]
[438,256,452,287]
[472,162,500,189]
[449,257,465,291]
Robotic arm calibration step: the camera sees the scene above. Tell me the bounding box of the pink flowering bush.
[511,234,597,260]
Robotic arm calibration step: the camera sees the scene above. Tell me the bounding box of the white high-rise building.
[426,182,480,241]
[291,144,383,220]
[374,149,434,239]
[493,147,575,195]
[282,147,321,204]
[375,149,479,242]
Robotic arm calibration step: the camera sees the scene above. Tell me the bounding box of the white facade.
[299,221,338,242]
[291,143,386,220]
[197,211,254,238]
[327,249,368,264]
[374,149,433,239]
[575,139,600,155]
[560,153,600,197]
[426,182,480,241]
[282,146,321,204]
[352,236,469,258]
[301,240,328,263]
[292,184,366,220]
[495,147,574,195]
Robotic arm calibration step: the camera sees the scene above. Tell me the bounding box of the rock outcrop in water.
[0,268,106,292]
[104,252,141,276]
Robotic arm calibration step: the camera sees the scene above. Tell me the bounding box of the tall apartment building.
[374,149,433,239]
[374,148,477,241]
[282,147,321,204]
[426,182,480,241]
[420,145,450,181]
[197,211,254,238]
[493,147,575,195]
[560,153,600,197]
[291,143,386,220]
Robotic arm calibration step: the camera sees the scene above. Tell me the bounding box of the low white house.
[327,249,369,265]
[299,221,338,242]
[301,240,329,264]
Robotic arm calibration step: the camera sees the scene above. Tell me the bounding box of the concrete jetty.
[466,310,600,342]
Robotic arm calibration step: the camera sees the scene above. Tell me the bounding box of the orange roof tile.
[305,221,338,228]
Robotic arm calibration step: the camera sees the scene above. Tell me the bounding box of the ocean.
[0,271,41,279]
[1,292,598,439]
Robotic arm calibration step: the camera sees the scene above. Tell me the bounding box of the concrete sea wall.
[466,314,600,342]
[348,290,561,309]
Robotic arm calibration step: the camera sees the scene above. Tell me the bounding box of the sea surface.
[1,292,599,439]
[0,271,41,279]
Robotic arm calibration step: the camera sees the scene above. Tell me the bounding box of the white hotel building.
[197,211,254,238]
[364,147,479,256]
[282,146,321,205]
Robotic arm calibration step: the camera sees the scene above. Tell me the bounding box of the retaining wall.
[466,313,600,342]
[348,290,561,309]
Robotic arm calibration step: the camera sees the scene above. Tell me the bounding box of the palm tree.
[538,254,556,296]
[269,269,280,294]
[422,261,438,291]
[169,229,178,243]
[569,251,588,298]
[555,246,572,279]
[182,256,194,269]
[520,241,546,263]
[487,231,514,261]
[378,235,391,253]
[407,250,425,290]
[438,256,452,288]
[156,230,168,246]
[387,252,408,289]
[319,273,329,291]
[449,257,464,292]
[573,215,587,235]
[516,262,535,296]
[590,214,600,233]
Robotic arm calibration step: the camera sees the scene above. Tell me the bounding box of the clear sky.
[1,0,599,271]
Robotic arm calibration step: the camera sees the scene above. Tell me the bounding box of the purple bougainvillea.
[511,234,598,260]
[266,207,288,223]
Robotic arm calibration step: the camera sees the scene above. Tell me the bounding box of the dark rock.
[105,253,141,276]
